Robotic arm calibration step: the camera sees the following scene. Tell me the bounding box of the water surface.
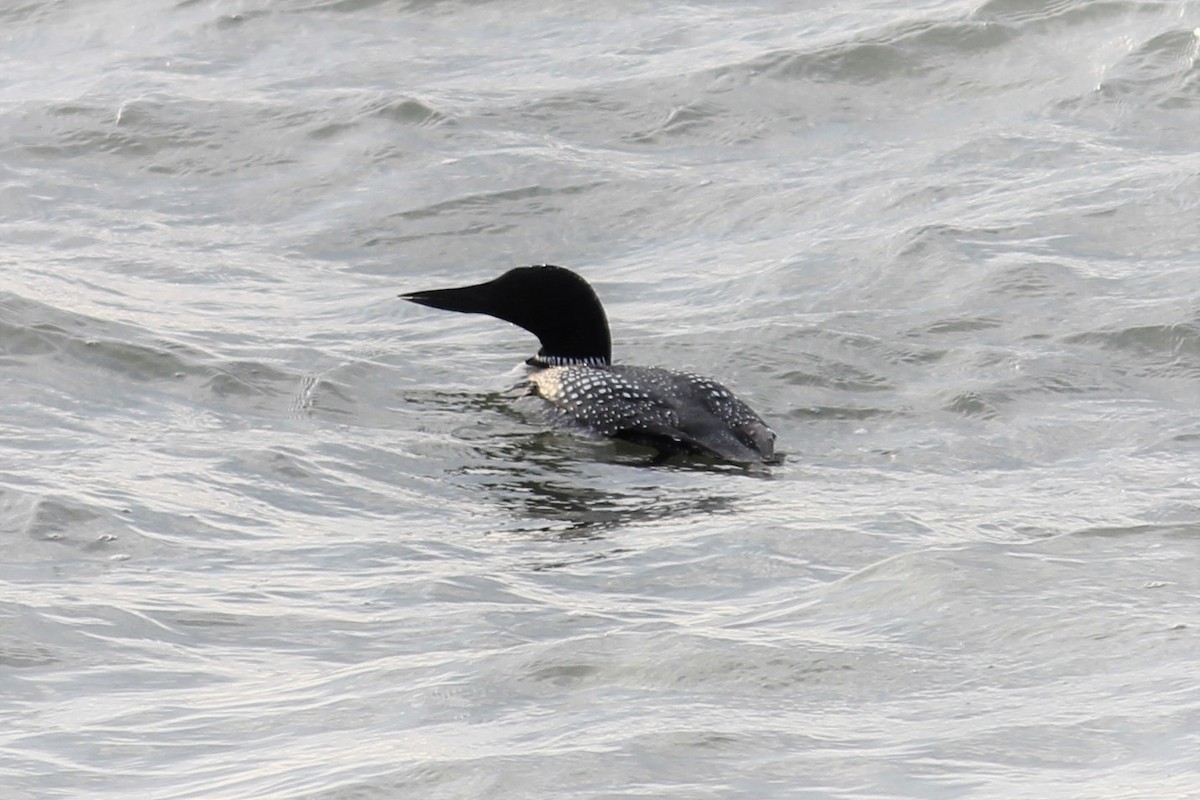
[3,1,1200,797]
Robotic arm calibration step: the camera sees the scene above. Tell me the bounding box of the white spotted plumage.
[527,363,775,462]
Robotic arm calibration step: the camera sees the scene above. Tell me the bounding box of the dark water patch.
[780,328,948,393]
[483,626,881,699]
[208,7,270,29]
[944,390,1002,418]
[1067,322,1200,358]
[898,18,1017,53]
[0,318,62,362]
[933,133,1099,177]
[806,328,941,364]
[0,636,61,669]
[514,90,630,127]
[899,221,1019,251]
[1072,521,1200,539]
[0,292,312,421]
[367,95,451,127]
[209,446,400,518]
[1064,322,1200,386]
[400,417,781,536]
[974,0,1118,25]
[1137,429,1200,448]
[1,489,144,562]
[0,1,71,24]
[625,100,741,146]
[383,182,604,225]
[1055,25,1200,147]
[300,372,408,424]
[494,14,1022,150]
[788,405,895,422]
[383,386,517,425]
[4,94,429,179]
[735,17,1016,86]
[967,346,1117,397]
[501,80,768,148]
[999,172,1200,262]
[476,471,745,538]
[201,360,297,400]
[753,41,924,85]
[782,363,892,393]
[923,316,1006,335]
[308,93,453,140]
[82,338,206,384]
[1093,28,1200,109]
[984,260,1093,300]
[1,292,200,374]
[338,179,609,265]
[15,97,207,162]
[297,0,406,13]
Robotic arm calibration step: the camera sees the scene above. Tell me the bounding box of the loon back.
[401,265,776,463]
[530,364,775,462]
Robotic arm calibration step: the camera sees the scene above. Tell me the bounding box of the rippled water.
[4,0,1200,797]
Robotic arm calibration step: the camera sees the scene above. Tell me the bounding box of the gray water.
[3,1,1200,797]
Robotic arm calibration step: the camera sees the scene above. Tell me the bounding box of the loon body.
[402,265,776,463]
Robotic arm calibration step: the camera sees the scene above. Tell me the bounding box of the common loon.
[401,265,776,463]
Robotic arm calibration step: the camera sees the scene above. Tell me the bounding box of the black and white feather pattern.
[529,364,775,462]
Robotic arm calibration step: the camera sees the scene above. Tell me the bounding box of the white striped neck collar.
[526,354,610,368]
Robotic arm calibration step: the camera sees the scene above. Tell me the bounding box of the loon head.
[401,265,612,366]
